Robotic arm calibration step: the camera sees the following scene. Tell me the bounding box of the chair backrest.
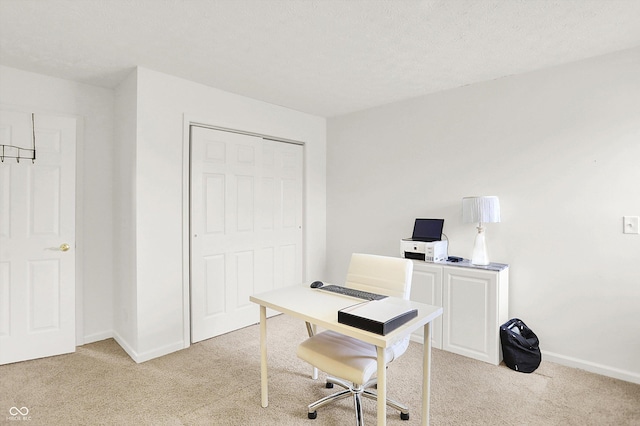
[344,253,413,300]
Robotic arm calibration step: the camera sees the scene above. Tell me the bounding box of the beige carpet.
[1,314,639,425]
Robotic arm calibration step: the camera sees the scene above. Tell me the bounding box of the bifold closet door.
[190,126,303,343]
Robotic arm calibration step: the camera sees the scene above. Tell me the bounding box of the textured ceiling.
[1,0,640,117]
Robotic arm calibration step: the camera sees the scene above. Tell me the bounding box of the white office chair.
[297,253,414,425]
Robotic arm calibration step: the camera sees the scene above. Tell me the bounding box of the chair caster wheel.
[400,412,410,420]
[308,411,317,419]
[325,382,334,389]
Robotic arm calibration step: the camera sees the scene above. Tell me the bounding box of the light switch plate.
[623,216,639,234]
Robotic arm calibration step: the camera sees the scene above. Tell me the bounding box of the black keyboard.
[317,285,388,301]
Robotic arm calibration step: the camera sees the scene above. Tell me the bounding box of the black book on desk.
[338,299,418,335]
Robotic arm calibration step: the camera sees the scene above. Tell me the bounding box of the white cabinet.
[409,260,509,365]
[409,263,443,348]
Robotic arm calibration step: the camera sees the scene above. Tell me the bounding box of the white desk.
[250,284,443,426]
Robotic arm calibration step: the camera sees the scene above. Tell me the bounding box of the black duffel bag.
[500,318,541,373]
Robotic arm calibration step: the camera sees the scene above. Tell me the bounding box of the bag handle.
[503,319,538,349]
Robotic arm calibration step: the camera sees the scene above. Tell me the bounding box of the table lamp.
[462,196,500,265]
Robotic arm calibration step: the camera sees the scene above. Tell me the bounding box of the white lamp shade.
[462,196,501,224]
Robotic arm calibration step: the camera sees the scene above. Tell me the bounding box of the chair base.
[307,376,409,425]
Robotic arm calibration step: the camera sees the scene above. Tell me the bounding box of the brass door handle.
[59,243,70,252]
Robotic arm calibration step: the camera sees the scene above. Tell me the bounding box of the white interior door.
[190,126,303,343]
[0,109,76,365]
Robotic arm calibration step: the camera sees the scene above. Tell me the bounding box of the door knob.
[59,243,70,252]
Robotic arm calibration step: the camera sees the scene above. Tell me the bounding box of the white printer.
[401,218,448,262]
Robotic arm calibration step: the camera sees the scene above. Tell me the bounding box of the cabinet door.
[409,263,442,348]
[442,267,500,364]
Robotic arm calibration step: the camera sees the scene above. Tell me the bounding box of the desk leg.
[311,323,318,380]
[376,346,387,426]
[422,322,432,426]
[305,322,319,380]
[260,305,268,408]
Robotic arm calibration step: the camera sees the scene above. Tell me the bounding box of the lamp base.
[471,226,490,266]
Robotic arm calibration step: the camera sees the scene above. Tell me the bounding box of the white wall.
[116,67,326,361]
[1,64,327,363]
[0,65,115,344]
[326,47,640,383]
[113,69,138,352]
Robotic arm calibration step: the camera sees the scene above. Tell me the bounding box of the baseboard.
[134,341,185,363]
[83,330,113,345]
[410,333,441,349]
[112,331,185,364]
[112,330,140,362]
[541,350,640,385]
[410,334,424,344]
[409,337,639,384]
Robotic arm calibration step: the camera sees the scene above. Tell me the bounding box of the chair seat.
[297,330,408,385]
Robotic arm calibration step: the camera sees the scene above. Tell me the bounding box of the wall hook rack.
[0,113,37,163]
